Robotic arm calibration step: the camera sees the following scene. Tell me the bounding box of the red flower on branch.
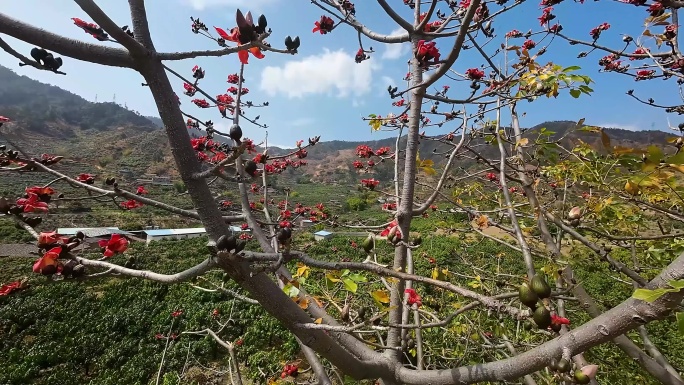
[120,199,143,210]
[214,26,265,64]
[33,246,62,275]
[590,22,610,40]
[136,186,149,195]
[98,234,129,258]
[405,288,422,307]
[192,99,211,108]
[522,40,536,50]
[356,145,374,158]
[16,193,49,213]
[71,18,109,41]
[465,68,485,80]
[312,16,334,34]
[361,178,380,190]
[76,173,95,184]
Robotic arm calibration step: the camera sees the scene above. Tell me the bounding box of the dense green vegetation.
[1,189,683,384]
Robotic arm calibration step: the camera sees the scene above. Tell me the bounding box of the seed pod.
[361,234,374,253]
[556,358,571,373]
[518,283,539,308]
[533,306,552,329]
[530,274,552,299]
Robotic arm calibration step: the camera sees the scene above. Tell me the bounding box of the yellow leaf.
[296,297,309,309]
[668,164,684,173]
[295,263,310,278]
[369,118,382,131]
[420,166,437,176]
[515,138,529,148]
[625,180,641,196]
[371,290,391,304]
[326,273,340,283]
[314,318,323,324]
[475,215,489,229]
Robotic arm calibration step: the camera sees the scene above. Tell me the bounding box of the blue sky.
[0,0,680,147]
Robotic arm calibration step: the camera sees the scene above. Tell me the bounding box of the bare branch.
[0,13,134,68]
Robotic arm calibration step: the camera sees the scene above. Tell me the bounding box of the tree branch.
[0,13,134,68]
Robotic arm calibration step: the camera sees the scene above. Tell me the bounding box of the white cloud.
[259,49,378,99]
[381,28,410,60]
[182,0,277,11]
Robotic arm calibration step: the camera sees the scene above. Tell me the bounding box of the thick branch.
[0,13,134,68]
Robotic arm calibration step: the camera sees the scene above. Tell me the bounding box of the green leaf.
[342,277,358,293]
[667,152,684,165]
[562,65,582,73]
[283,283,300,297]
[569,89,581,99]
[668,279,684,289]
[633,288,670,302]
[677,312,684,336]
[349,273,367,283]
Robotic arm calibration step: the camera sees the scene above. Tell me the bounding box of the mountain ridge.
[0,65,678,184]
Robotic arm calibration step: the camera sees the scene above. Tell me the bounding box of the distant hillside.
[0,64,678,185]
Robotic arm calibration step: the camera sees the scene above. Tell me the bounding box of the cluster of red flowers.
[281,364,299,378]
[227,86,249,95]
[121,199,144,210]
[505,29,523,38]
[263,158,307,174]
[589,22,610,40]
[419,12,443,32]
[635,69,656,80]
[361,178,380,190]
[382,202,397,211]
[538,7,555,26]
[190,136,229,163]
[522,39,536,50]
[465,68,485,80]
[598,54,626,72]
[415,40,440,67]
[405,288,422,307]
[226,73,243,84]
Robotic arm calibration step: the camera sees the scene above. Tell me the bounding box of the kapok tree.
[1,1,684,384]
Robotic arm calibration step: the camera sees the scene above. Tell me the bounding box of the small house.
[299,219,314,228]
[313,230,333,242]
[143,228,206,244]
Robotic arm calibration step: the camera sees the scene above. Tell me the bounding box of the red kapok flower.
[33,246,62,275]
[312,16,334,34]
[136,186,148,195]
[76,173,95,184]
[522,40,536,50]
[120,199,143,210]
[0,116,11,123]
[25,186,55,197]
[171,309,183,317]
[214,26,265,64]
[98,234,129,258]
[38,231,61,248]
[551,314,570,326]
[16,193,49,213]
[72,18,109,41]
[465,68,485,80]
[361,178,380,190]
[0,280,26,296]
[405,288,422,307]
